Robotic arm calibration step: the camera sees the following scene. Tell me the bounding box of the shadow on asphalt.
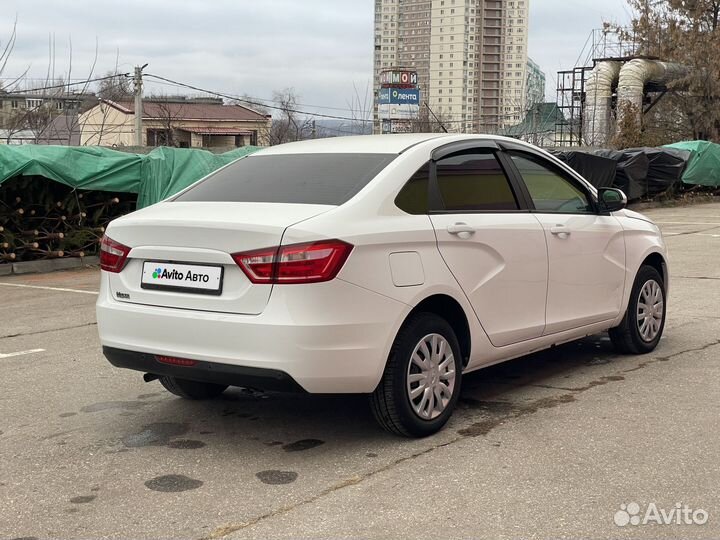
[98,333,623,452]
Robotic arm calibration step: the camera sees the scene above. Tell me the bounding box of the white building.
[526,57,546,110]
[374,0,531,133]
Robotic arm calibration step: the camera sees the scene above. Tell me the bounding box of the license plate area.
[141,261,224,296]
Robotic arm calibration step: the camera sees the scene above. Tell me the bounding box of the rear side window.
[436,151,519,211]
[175,153,397,205]
[395,163,429,215]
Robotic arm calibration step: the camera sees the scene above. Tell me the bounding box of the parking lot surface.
[1,203,719,540]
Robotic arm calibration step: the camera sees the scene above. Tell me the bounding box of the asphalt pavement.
[1,203,719,540]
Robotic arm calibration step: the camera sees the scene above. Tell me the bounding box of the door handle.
[550,225,571,236]
[447,223,476,235]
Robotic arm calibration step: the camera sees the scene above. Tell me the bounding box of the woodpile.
[0,176,136,263]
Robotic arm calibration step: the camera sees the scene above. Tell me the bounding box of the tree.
[97,71,132,101]
[151,99,184,147]
[1,30,102,145]
[344,82,373,135]
[266,88,314,145]
[405,104,453,133]
[624,0,720,141]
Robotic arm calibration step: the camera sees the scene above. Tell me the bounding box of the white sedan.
[97,134,668,437]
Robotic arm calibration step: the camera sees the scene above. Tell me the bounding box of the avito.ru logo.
[151,266,211,284]
[614,502,709,527]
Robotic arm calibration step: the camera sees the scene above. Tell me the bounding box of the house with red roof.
[79,96,271,148]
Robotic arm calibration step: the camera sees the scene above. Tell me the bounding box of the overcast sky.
[1,0,633,116]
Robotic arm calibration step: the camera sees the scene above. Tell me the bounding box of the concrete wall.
[79,104,135,146]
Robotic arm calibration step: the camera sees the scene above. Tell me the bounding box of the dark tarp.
[625,147,689,198]
[550,150,617,189]
[592,149,650,200]
[591,147,689,200]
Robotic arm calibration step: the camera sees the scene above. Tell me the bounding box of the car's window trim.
[431,139,499,161]
[501,148,601,215]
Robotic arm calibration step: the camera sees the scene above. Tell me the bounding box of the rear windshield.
[174,153,397,205]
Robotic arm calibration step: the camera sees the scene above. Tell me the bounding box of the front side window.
[509,152,593,214]
[436,151,519,212]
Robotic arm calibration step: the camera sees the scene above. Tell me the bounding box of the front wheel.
[159,376,228,400]
[370,313,462,437]
[609,265,666,354]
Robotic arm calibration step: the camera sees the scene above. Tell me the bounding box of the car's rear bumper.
[102,346,306,392]
[96,273,410,393]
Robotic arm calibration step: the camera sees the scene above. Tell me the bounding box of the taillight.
[99,235,131,273]
[233,240,353,284]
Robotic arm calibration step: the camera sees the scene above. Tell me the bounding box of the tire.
[159,376,228,400]
[609,265,666,354]
[370,312,462,437]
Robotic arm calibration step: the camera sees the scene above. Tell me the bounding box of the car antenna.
[425,102,449,133]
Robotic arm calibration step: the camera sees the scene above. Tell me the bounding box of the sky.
[0,0,634,117]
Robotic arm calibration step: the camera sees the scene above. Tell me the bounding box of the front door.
[429,148,548,348]
[506,150,626,335]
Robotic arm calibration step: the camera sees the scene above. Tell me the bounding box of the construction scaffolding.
[555,67,591,147]
[555,28,638,147]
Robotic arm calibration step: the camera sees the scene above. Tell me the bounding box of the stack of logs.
[0,175,137,264]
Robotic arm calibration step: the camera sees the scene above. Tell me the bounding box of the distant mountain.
[314,119,373,137]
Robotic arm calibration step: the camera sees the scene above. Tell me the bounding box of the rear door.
[428,143,548,347]
[504,149,626,334]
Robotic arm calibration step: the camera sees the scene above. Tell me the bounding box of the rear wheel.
[159,376,228,400]
[370,313,462,437]
[609,265,666,354]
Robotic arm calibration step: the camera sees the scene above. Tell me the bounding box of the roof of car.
[256,133,505,155]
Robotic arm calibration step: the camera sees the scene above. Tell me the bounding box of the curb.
[3,255,100,276]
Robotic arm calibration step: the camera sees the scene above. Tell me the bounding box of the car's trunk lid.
[106,202,332,315]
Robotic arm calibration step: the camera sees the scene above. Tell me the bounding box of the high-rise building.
[373,0,531,133]
[525,57,546,110]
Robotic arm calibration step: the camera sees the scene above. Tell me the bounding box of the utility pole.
[311,119,317,139]
[133,64,148,147]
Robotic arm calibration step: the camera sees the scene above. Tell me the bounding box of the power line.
[3,71,540,131]
[144,73,377,124]
[143,77,369,114]
[144,73,528,127]
[1,73,129,95]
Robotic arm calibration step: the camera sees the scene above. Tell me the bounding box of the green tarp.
[0,145,260,208]
[664,140,720,187]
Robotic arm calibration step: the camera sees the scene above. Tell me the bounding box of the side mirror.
[598,188,627,213]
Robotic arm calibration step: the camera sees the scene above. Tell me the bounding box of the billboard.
[378,88,421,122]
[381,119,414,134]
[378,103,420,120]
[377,69,420,133]
[379,70,418,86]
[378,88,420,105]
